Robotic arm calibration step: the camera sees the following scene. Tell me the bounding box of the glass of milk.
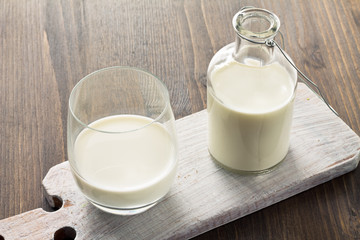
[67,67,178,215]
[207,7,298,173]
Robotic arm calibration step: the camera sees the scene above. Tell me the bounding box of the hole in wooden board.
[53,226,76,240]
[43,194,63,212]
[50,195,64,210]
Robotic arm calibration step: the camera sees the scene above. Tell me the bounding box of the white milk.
[71,115,177,209]
[208,60,295,172]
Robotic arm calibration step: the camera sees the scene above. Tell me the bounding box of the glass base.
[89,200,159,215]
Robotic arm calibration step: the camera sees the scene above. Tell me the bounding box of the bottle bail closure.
[233,6,338,116]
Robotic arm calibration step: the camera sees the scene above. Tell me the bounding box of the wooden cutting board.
[1,83,359,240]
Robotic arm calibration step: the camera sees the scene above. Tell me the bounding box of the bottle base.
[209,151,286,175]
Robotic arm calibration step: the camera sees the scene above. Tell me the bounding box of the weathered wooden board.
[1,83,359,240]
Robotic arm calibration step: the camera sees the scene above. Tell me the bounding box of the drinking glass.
[67,66,178,215]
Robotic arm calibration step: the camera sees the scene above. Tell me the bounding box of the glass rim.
[68,66,171,134]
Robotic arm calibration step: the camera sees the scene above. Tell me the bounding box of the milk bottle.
[207,7,297,172]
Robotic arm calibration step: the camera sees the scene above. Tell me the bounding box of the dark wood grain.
[0,0,359,239]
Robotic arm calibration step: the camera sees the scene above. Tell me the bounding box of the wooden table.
[1,0,359,239]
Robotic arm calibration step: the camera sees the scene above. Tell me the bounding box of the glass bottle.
[207,7,298,173]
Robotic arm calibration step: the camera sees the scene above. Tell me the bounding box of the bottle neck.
[233,34,275,66]
[232,7,280,66]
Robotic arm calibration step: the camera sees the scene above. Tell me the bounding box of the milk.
[207,60,295,172]
[70,115,177,209]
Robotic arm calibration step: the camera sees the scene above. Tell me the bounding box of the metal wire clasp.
[266,39,338,116]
